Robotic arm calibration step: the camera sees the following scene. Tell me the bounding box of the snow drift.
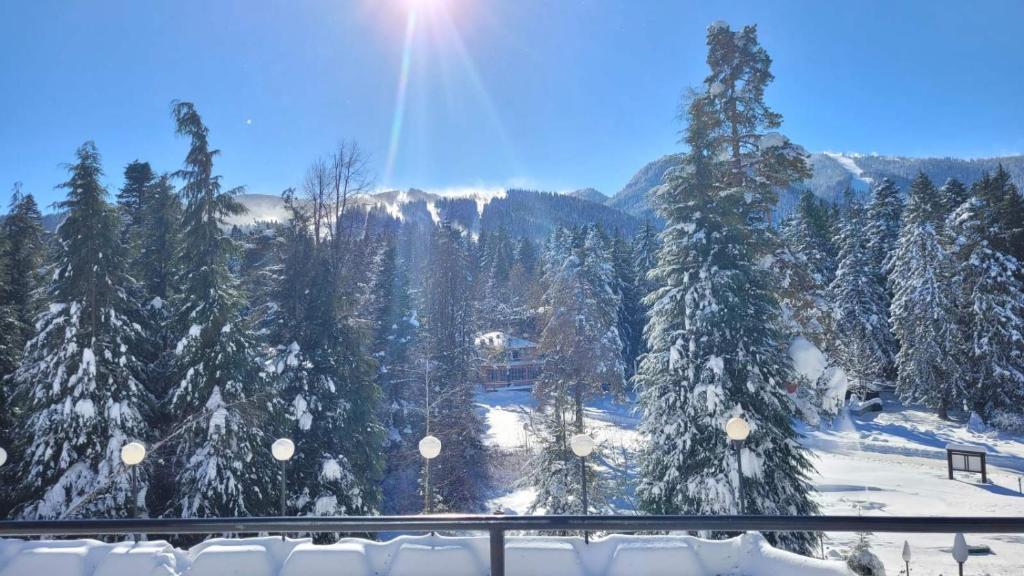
[0,533,854,576]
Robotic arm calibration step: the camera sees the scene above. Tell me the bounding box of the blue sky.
[2,0,1023,209]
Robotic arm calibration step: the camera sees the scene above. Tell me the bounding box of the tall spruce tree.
[117,160,157,250]
[611,233,644,379]
[862,178,903,382]
[166,102,276,518]
[890,173,962,418]
[948,176,1024,423]
[11,142,149,519]
[529,226,624,514]
[777,191,838,349]
[419,222,491,508]
[0,184,45,516]
[367,234,422,514]
[420,223,488,511]
[1,185,46,354]
[830,201,897,392]
[269,190,383,520]
[635,23,818,553]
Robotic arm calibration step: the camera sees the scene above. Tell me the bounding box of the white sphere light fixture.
[419,435,442,460]
[0,447,7,467]
[569,433,595,458]
[271,438,295,462]
[120,442,147,466]
[725,417,751,442]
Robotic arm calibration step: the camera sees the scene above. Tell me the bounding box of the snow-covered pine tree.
[529,226,625,514]
[166,101,277,518]
[976,166,1024,268]
[135,175,181,306]
[611,233,643,379]
[777,191,838,346]
[507,237,541,337]
[937,178,969,219]
[117,160,156,250]
[1,185,46,358]
[829,201,897,393]
[421,223,488,511]
[635,22,818,554]
[0,184,46,515]
[367,233,423,515]
[268,190,383,521]
[632,220,659,300]
[10,142,149,519]
[889,173,962,418]
[130,173,183,517]
[948,176,1024,425]
[862,178,903,381]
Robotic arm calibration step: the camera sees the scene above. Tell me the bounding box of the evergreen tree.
[829,201,897,392]
[166,101,276,518]
[890,173,962,418]
[975,166,1024,268]
[420,223,488,511]
[10,142,149,519]
[135,175,182,304]
[529,227,624,513]
[948,181,1024,424]
[861,178,904,381]
[632,220,659,299]
[635,23,817,553]
[937,178,969,219]
[117,160,157,250]
[368,234,422,514]
[611,234,643,379]
[865,178,904,276]
[269,190,383,521]
[1,184,46,353]
[777,191,838,350]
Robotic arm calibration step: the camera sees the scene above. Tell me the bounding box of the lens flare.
[383,10,417,187]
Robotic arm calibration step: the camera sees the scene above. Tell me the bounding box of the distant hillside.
[606,154,681,222]
[609,152,1024,222]
[568,188,608,203]
[223,187,639,242]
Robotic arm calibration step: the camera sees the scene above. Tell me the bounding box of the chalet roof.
[475,331,538,350]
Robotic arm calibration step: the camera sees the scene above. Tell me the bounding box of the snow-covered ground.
[478,389,1024,575]
[0,532,854,576]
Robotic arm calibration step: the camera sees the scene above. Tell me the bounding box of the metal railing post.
[489,528,505,576]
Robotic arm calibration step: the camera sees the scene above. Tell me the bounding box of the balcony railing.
[2,514,1023,575]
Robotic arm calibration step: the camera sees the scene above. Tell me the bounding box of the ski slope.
[478,389,1024,575]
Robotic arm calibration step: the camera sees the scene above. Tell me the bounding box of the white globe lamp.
[120,442,147,466]
[272,438,295,462]
[419,435,442,460]
[725,417,751,442]
[569,433,595,458]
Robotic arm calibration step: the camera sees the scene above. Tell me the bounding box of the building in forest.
[475,331,542,391]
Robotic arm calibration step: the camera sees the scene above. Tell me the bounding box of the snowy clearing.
[478,389,1024,575]
[0,532,854,576]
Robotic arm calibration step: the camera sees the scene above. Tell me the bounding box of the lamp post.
[419,435,442,514]
[120,442,147,519]
[952,533,968,576]
[271,437,295,540]
[902,540,911,575]
[725,416,750,515]
[569,433,595,544]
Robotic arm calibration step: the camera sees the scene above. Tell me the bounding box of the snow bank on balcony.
[0,532,855,576]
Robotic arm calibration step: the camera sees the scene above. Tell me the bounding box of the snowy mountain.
[567,187,608,203]
[229,188,640,240]
[605,154,681,221]
[607,152,1024,221]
